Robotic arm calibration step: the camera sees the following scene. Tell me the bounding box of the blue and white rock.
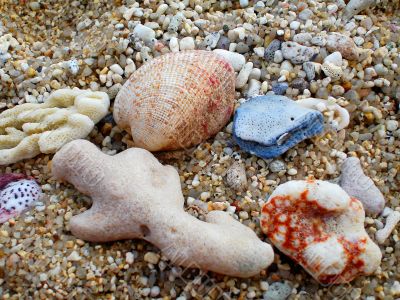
[293,33,313,45]
[303,62,316,81]
[264,39,281,62]
[233,95,324,159]
[281,42,316,64]
[272,82,289,95]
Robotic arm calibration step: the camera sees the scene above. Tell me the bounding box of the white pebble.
[179,37,195,51]
[236,62,253,89]
[110,64,124,76]
[126,252,134,264]
[386,120,399,131]
[213,49,245,71]
[169,37,179,52]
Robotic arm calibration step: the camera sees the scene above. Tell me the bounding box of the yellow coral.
[0,88,110,165]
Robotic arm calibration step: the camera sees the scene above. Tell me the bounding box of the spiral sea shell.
[114,50,235,151]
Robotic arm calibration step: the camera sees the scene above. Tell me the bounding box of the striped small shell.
[114,50,235,151]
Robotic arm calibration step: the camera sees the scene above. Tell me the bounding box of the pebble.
[263,282,292,300]
[293,33,313,45]
[144,252,160,265]
[290,21,301,31]
[274,50,284,63]
[386,120,399,131]
[235,42,250,54]
[298,9,313,21]
[239,0,249,8]
[110,64,124,76]
[216,36,230,50]
[236,62,253,89]
[303,62,316,81]
[213,49,245,72]
[126,252,134,264]
[203,32,220,49]
[324,51,343,66]
[67,59,79,75]
[326,33,359,61]
[291,78,309,92]
[272,82,289,95]
[322,62,343,81]
[264,39,281,62]
[281,42,316,64]
[179,37,195,51]
[169,37,179,52]
[67,251,81,261]
[269,160,286,173]
[132,24,156,44]
[311,34,327,46]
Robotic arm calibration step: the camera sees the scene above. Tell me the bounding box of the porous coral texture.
[0,88,109,165]
[261,179,381,284]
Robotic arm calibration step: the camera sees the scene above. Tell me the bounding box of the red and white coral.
[260,179,381,284]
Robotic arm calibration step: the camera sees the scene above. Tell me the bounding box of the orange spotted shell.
[114,50,235,151]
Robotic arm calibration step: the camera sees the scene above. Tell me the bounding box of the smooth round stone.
[274,50,284,63]
[236,42,250,54]
[240,0,249,8]
[386,120,399,131]
[291,78,309,92]
[269,160,286,173]
[299,8,313,20]
[324,51,342,66]
[216,36,230,50]
[263,282,292,300]
[290,21,301,30]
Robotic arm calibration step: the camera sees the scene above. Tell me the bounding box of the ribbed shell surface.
[114,50,235,151]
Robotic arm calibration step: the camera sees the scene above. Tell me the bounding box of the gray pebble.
[272,82,289,95]
[216,36,230,50]
[291,78,309,92]
[303,62,316,81]
[299,8,313,21]
[236,42,250,54]
[264,40,281,62]
[269,160,286,173]
[263,282,292,300]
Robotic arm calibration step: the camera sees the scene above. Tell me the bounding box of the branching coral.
[0,88,109,165]
[52,139,274,278]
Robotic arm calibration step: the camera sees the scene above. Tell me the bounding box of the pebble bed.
[0,0,399,299]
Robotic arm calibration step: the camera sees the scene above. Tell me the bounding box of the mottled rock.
[326,33,359,61]
[282,42,316,64]
[272,82,289,95]
[264,39,282,62]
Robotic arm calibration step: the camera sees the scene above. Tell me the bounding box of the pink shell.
[114,50,235,151]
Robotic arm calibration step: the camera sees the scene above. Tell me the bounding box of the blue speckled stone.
[272,82,289,95]
[233,95,324,159]
[264,39,281,61]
